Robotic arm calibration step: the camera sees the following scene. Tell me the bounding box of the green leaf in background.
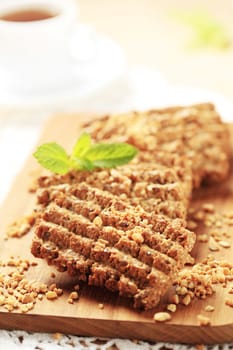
[171,9,231,50]
[71,132,91,158]
[84,143,138,168]
[33,143,71,175]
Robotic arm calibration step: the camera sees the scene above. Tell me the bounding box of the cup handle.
[69,24,96,63]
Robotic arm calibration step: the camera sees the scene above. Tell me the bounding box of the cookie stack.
[31,103,230,309]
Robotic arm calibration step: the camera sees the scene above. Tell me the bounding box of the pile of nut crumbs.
[153,203,233,325]
[0,257,79,313]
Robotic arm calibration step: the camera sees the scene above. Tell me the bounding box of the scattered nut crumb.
[187,220,198,230]
[204,305,215,312]
[169,294,179,305]
[208,237,220,251]
[197,314,211,326]
[22,293,34,304]
[153,312,171,322]
[6,215,35,239]
[202,204,215,213]
[215,221,222,228]
[38,294,43,301]
[55,288,63,296]
[48,283,56,291]
[46,291,58,300]
[68,291,79,301]
[225,299,233,307]
[193,211,205,221]
[219,240,231,248]
[182,294,191,306]
[98,303,104,309]
[167,304,176,312]
[197,234,209,243]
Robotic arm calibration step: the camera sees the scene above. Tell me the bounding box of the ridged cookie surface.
[31,183,195,309]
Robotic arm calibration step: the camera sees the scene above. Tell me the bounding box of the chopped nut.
[197,234,209,243]
[197,314,211,326]
[4,304,14,312]
[55,288,63,296]
[202,204,215,213]
[182,294,191,306]
[215,221,222,228]
[204,220,212,227]
[167,304,176,312]
[46,291,58,300]
[177,286,188,295]
[194,211,205,221]
[205,305,215,312]
[224,211,233,219]
[38,294,43,300]
[20,305,29,313]
[93,216,103,227]
[98,303,104,309]
[187,220,198,230]
[219,240,231,248]
[170,294,179,304]
[22,293,34,304]
[48,283,56,291]
[68,291,79,300]
[6,215,35,238]
[26,302,34,311]
[39,283,48,293]
[208,237,219,251]
[225,299,233,307]
[153,312,171,322]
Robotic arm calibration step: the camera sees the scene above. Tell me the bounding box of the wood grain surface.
[0,114,232,344]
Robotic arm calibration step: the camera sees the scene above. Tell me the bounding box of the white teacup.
[0,0,84,92]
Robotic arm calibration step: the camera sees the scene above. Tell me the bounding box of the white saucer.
[0,27,126,111]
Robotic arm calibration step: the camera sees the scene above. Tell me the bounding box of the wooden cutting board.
[0,114,233,345]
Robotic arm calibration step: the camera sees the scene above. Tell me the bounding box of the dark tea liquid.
[0,8,56,22]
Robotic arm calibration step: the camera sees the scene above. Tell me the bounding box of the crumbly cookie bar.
[36,161,192,220]
[83,103,230,187]
[31,183,195,309]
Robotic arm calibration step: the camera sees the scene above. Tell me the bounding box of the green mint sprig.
[33,133,138,175]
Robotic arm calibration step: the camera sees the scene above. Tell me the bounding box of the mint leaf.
[34,135,138,174]
[33,143,71,175]
[71,133,91,158]
[71,157,95,171]
[84,143,138,168]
